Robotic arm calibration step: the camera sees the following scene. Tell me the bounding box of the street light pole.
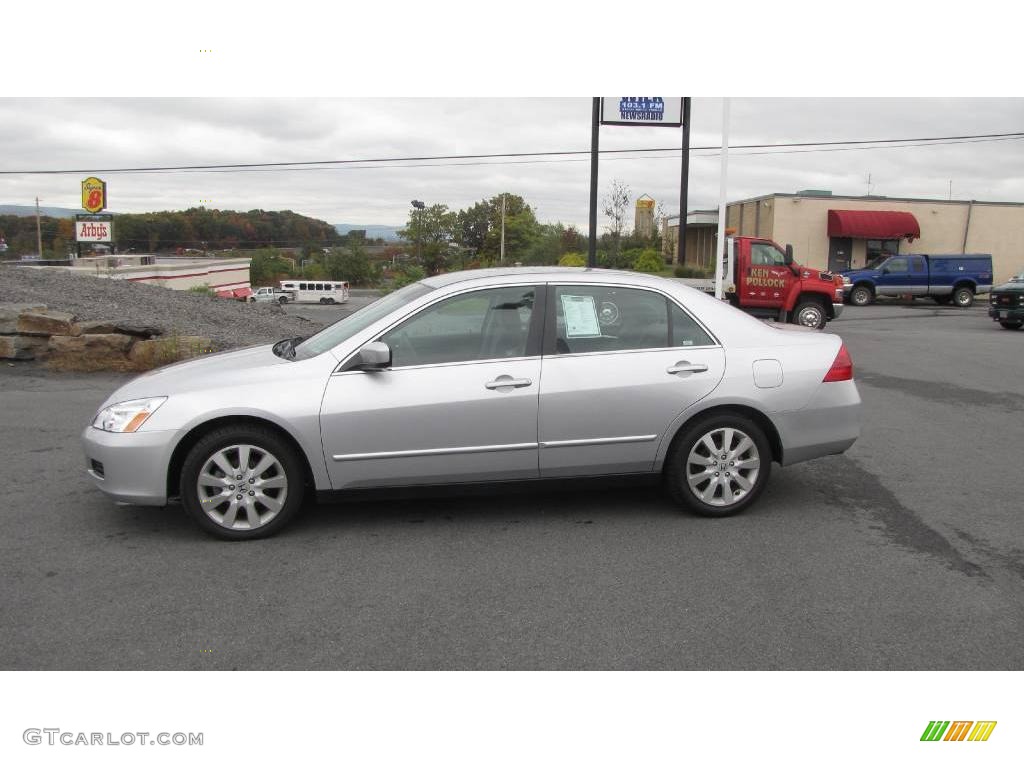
[35,197,43,257]
[499,194,506,263]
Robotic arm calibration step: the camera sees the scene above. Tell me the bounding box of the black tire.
[278,296,289,304]
[792,299,827,329]
[327,297,336,304]
[180,424,306,540]
[999,320,1023,330]
[664,412,772,518]
[953,286,974,307]
[849,285,873,306]
[319,298,327,304]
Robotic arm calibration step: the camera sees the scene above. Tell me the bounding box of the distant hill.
[334,223,403,241]
[0,204,101,218]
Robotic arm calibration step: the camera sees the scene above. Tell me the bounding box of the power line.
[1,132,1021,175]
[149,134,1024,174]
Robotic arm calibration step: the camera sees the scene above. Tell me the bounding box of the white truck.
[249,286,295,304]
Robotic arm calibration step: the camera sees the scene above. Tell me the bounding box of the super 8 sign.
[81,177,107,213]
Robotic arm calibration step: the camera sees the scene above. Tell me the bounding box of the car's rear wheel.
[180,425,305,540]
[793,299,827,329]
[953,286,974,307]
[849,285,873,306]
[664,413,771,518]
[999,319,1023,330]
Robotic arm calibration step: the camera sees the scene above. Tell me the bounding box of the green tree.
[327,241,377,286]
[602,179,631,264]
[632,248,665,273]
[399,203,456,275]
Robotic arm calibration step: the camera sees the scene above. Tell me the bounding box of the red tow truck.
[684,235,845,329]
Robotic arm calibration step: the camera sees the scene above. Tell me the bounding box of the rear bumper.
[81,425,176,506]
[831,302,844,319]
[773,379,861,466]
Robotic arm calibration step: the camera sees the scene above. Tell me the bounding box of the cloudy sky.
[1,98,1022,229]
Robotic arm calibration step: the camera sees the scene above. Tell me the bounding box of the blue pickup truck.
[841,253,993,307]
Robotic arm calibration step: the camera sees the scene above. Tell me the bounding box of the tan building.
[634,194,656,239]
[727,191,1024,284]
[663,210,719,269]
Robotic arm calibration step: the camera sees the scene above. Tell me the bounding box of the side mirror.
[784,244,794,265]
[351,341,391,370]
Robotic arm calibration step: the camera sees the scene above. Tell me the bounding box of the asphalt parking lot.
[1,299,1021,670]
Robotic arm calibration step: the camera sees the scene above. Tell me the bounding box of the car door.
[875,256,909,295]
[538,283,725,477]
[320,284,544,489]
[741,241,794,309]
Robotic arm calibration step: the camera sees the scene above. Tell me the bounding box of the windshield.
[292,282,434,361]
[1012,271,1024,282]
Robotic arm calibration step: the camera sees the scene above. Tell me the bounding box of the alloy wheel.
[685,427,761,507]
[196,444,288,530]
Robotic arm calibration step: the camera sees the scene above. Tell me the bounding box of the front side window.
[552,285,713,354]
[750,243,787,267]
[380,285,536,368]
[885,257,908,273]
[293,282,434,360]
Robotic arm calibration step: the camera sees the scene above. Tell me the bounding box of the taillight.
[823,343,853,382]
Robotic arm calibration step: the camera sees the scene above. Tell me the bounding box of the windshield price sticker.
[561,294,601,338]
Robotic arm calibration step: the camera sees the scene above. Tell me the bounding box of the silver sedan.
[82,268,861,539]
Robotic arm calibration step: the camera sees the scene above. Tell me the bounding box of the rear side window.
[551,285,713,353]
[669,302,715,347]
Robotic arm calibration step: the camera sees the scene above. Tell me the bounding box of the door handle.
[667,362,708,375]
[485,376,533,390]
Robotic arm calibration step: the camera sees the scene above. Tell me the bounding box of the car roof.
[421,266,661,288]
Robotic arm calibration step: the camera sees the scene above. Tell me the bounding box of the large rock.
[0,303,47,334]
[128,335,214,370]
[0,335,49,360]
[17,310,77,337]
[72,320,163,338]
[46,333,135,371]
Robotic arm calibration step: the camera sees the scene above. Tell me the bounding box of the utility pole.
[677,97,691,265]
[499,194,506,263]
[713,98,731,301]
[35,197,43,257]
[588,97,600,268]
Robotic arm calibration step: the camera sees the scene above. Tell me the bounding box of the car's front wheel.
[793,299,827,329]
[849,285,873,306]
[664,413,771,518]
[180,425,305,540]
[999,319,1023,330]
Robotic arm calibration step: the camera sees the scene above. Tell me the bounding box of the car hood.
[101,343,297,406]
[993,280,1024,293]
[841,268,879,282]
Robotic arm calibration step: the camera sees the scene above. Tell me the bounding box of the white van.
[278,280,351,304]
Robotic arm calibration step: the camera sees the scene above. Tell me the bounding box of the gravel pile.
[2,265,324,350]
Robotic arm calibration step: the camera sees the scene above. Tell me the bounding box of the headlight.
[92,397,167,433]
[841,276,852,285]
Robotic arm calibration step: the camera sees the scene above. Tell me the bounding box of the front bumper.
[81,425,177,506]
[989,305,1024,322]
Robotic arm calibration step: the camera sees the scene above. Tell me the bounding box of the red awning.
[215,289,234,299]
[827,210,920,241]
[232,287,253,299]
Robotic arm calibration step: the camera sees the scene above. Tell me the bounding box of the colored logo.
[618,97,665,122]
[920,721,997,742]
[81,177,107,213]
